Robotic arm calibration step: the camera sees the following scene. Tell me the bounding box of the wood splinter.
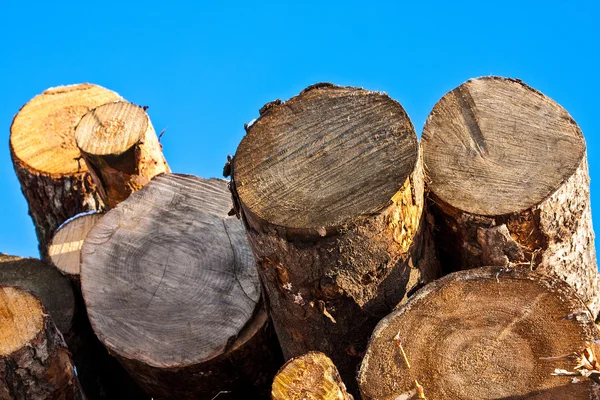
[75,100,169,208]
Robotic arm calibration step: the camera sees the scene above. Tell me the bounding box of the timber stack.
[2,77,599,399]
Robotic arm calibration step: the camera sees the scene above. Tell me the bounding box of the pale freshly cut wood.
[81,174,280,399]
[0,285,84,400]
[10,83,123,259]
[0,254,75,339]
[422,76,600,316]
[230,83,439,392]
[75,101,169,208]
[49,212,103,284]
[272,352,353,400]
[358,267,600,400]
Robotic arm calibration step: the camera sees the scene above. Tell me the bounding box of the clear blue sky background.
[1,1,598,258]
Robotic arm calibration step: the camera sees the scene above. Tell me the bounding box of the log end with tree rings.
[230,83,440,393]
[9,83,123,258]
[0,285,84,400]
[421,76,599,317]
[75,101,170,208]
[81,174,279,399]
[358,267,600,400]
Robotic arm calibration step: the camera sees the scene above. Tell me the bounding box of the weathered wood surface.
[81,174,280,399]
[422,76,600,317]
[9,84,122,260]
[75,101,169,208]
[49,212,103,285]
[358,267,600,400]
[0,285,85,400]
[229,83,440,392]
[272,351,353,400]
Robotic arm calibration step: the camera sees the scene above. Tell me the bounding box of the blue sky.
[1,1,598,257]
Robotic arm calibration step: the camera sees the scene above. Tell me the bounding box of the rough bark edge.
[0,286,85,400]
[230,152,439,394]
[10,145,104,261]
[428,155,599,317]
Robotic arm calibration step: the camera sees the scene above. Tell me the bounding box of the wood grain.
[234,83,418,231]
[272,351,353,400]
[358,267,600,400]
[75,101,169,208]
[422,76,585,216]
[81,174,279,399]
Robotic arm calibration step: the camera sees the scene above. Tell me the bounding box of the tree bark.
[229,83,440,393]
[0,285,85,400]
[49,212,103,286]
[80,174,281,399]
[272,351,353,400]
[10,84,123,260]
[75,101,169,209]
[358,267,600,400]
[0,254,148,400]
[421,76,600,317]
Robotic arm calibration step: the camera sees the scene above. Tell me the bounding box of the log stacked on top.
[229,83,440,391]
[10,84,122,260]
[422,76,600,317]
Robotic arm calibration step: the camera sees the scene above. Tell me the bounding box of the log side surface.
[81,174,279,399]
[230,83,440,391]
[75,101,169,208]
[421,76,599,316]
[358,267,600,400]
[10,84,123,259]
[0,285,84,400]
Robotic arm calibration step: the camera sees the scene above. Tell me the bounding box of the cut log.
[10,84,123,260]
[421,76,600,317]
[272,351,353,400]
[81,174,281,399]
[75,101,169,208]
[358,267,600,400]
[229,83,440,390]
[0,255,75,342]
[49,212,103,285]
[0,254,148,400]
[0,285,85,400]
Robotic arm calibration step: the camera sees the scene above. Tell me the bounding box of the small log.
[0,285,85,400]
[272,351,353,400]
[0,255,75,342]
[358,267,600,400]
[229,83,440,390]
[49,212,103,285]
[10,84,122,260]
[421,76,600,317]
[81,174,281,399]
[75,101,169,208]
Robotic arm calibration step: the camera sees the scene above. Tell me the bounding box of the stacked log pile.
[2,77,599,399]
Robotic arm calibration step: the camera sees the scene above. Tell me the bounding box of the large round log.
[75,101,169,209]
[81,174,281,399]
[49,212,103,285]
[421,76,600,317]
[229,83,440,391]
[0,285,84,400]
[10,84,122,259]
[272,352,353,400]
[358,267,600,399]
